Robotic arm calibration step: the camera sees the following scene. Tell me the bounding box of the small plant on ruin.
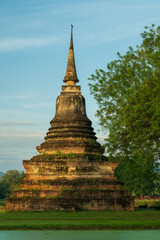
[90,201,94,207]
[37,180,40,185]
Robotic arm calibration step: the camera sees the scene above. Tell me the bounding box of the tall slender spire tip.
[63,25,79,85]
[70,24,73,49]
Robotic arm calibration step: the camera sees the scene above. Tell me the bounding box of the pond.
[0,230,160,240]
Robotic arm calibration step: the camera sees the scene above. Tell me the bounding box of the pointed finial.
[70,24,73,49]
[63,25,79,86]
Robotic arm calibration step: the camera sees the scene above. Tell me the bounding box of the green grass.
[0,210,159,230]
[0,199,160,230]
[0,209,160,219]
[0,219,159,230]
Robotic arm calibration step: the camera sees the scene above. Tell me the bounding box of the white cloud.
[22,102,54,109]
[0,160,4,164]
[0,132,45,138]
[0,37,59,52]
[0,93,38,100]
[17,21,47,30]
[0,121,37,126]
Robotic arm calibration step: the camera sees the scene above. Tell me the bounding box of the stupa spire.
[63,25,79,86]
[70,24,73,49]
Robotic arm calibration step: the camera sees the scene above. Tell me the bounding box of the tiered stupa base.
[7,151,134,211]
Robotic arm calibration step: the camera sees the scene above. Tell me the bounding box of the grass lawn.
[0,199,160,230]
[0,209,159,230]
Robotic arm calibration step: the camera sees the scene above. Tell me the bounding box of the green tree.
[89,25,160,196]
[151,180,160,196]
[0,182,7,199]
[0,170,25,198]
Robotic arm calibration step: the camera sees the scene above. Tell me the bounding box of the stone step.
[6,196,134,211]
[12,189,130,198]
[20,178,121,190]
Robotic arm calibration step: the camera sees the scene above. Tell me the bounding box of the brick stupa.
[7,26,134,211]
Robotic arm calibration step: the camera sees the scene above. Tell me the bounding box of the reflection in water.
[0,230,160,240]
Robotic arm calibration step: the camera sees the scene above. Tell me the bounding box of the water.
[0,230,160,240]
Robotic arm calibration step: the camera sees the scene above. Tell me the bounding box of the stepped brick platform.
[6,26,134,211]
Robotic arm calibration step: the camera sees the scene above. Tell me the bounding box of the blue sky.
[0,0,160,172]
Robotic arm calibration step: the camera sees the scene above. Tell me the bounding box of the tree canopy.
[89,25,160,196]
[0,170,25,198]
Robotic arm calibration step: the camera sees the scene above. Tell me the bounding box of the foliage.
[151,181,160,196]
[0,170,25,198]
[0,199,6,207]
[89,24,160,195]
[0,183,6,199]
[134,199,160,209]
